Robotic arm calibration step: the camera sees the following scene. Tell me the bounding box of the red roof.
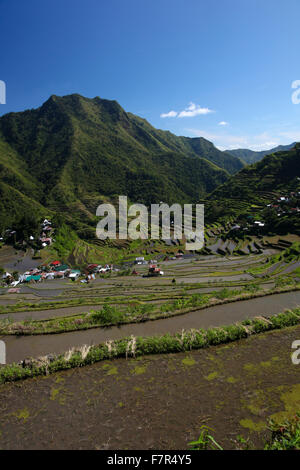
[50,261,61,266]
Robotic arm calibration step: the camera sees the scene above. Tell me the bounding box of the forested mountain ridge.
[206,143,300,224]
[0,93,242,234]
[226,142,296,164]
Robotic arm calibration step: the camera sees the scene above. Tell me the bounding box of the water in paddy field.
[2,290,300,364]
[0,247,41,272]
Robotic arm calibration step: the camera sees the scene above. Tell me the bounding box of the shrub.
[215,288,236,300]
[265,414,300,450]
[91,304,123,324]
[2,306,300,385]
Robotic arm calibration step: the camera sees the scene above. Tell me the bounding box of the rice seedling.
[188,426,223,450]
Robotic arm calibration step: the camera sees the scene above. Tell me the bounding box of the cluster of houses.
[148,264,164,277]
[231,220,265,233]
[266,191,300,217]
[39,219,53,246]
[2,261,114,287]
[0,218,54,247]
[1,252,188,287]
[132,257,166,277]
[229,190,300,237]
[134,253,183,265]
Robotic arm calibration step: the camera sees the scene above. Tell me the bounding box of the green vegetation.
[50,223,78,260]
[188,426,223,450]
[189,415,300,450]
[90,304,125,325]
[248,242,300,277]
[227,143,296,165]
[2,283,299,335]
[276,241,300,262]
[2,304,300,384]
[206,143,300,227]
[0,93,241,238]
[264,414,300,450]
[237,414,300,450]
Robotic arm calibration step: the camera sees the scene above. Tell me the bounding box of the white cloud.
[187,129,248,148]
[160,110,178,118]
[186,128,288,151]
[160,102,213,118]
[279,130,300,142]
[178,102,213,118]
[218,121,228,126]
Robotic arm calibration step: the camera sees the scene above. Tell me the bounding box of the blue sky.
[0,0,300,150]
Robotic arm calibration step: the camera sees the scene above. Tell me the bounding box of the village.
[1,261,114,287]
[0,218,113,287]
[3,192,300,289]
[228,189,300,237]
[1,252,170,288]
[0,213,197,287]
[266,190,300,215]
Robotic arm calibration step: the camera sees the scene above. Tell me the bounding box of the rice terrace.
[1,227,300,450]
[1,0,300,456]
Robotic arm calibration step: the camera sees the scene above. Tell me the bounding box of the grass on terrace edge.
[189,415,300,450]
[1,303,300,384]
[1,280,299,335]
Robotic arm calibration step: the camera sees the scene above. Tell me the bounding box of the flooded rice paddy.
[0,251,300,363]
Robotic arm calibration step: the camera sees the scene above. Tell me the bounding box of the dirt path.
[0,325,300,450]
[1,290,300,363]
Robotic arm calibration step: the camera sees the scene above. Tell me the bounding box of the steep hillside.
[127,114,244,174]
[181,137,243,174]
[0,93,240,235]
[206,143,300,223]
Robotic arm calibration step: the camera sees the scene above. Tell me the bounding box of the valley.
[2,0,300,454]
[1,233,300,449]
[0,94,299,451]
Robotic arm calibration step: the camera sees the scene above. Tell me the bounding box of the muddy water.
[207,238,224,253]
[280,261,300,274]
[2,290,300,363]
[227,241,236,253]
[0,286,64,298]
[186,282,275,295]
[2,251,41,272]
[0,304,104,322]
[177,273,254,283]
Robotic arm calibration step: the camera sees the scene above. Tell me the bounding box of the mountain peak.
[0,93,234,234]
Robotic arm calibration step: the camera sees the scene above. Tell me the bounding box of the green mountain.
[126,114,244,174]
[206,143,300,223]
[0,93,242,235]
[226,143,296,165]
